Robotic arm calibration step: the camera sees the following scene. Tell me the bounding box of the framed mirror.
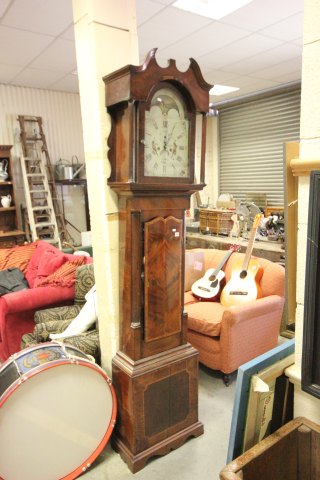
[302,170,320,398]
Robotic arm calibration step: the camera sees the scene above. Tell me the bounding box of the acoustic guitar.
[220,214,264,307]
[191,244,240,301]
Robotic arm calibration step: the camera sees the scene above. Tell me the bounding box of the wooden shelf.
[0,229,25,238]
[0,145,25,247]
[0,206,16,212]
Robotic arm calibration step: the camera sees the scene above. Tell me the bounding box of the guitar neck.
[242,226,258,271]
[212,249,234,276]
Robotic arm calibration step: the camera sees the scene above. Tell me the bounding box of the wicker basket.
[199,208,234,235]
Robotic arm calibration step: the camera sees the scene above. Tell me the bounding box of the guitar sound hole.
[240,270,247,279]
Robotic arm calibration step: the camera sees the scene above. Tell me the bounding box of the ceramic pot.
[0,171,8,182]
[0,159,8,181]
[1,194,12,208]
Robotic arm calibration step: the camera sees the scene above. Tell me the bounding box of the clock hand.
[152,139,158,155]
[163,135,168,152]
[167,122,177,143]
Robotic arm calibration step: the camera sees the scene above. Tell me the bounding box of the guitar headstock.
[228,243,241,253]
[253,213,264,228]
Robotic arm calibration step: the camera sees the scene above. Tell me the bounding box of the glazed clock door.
[144,216,183,342]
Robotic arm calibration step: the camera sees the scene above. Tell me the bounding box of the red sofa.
[0,241,92,361]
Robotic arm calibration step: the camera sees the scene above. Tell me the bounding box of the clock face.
[143,87,190,178]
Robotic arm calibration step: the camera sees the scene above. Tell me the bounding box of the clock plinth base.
[111,343,204,473]
[112,421,204,473]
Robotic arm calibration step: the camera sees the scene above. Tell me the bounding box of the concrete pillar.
[72,0,138,374]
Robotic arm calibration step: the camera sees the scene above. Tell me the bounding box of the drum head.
[0,361,116,480]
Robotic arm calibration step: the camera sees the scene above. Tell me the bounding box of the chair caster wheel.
[223,374,231,386]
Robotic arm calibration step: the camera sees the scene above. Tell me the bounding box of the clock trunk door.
[144,216,182,342]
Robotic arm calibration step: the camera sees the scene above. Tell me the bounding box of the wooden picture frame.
[227,339,295,462]
[242,353,294,452]
[302,170,320,398]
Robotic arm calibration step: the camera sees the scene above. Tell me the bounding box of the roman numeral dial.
[143,87,190,178]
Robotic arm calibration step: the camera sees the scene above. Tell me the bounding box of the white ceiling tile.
[136,0,166,26]
[293,37,303,47]
[158,21,251,61]
[0,63,23,82]
[211,80,283,105]
[49,74,79,93]
[138,27,172,53]
[29,38,77,73]
[153,5,212,31]
[0,26,54,66]
[11,67,67,89]
[151,0,176,5]
[194,69,238,85]
[221,0,303,31]
[0,0,11,18]
[243,79,284,92]
[138,5,212,51]
[60,26,75,41]
[259,12,304,41]
[273,71,302,84]
[2,0,73,36]
[0,0,306,99]
[221,43,302,76]
[198,33,283,71]
[218,75,260,89]
[251,57,302,80]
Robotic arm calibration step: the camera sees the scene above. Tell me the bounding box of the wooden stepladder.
[18,115,69,248]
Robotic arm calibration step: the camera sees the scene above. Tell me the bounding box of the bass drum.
[0,342,117,480]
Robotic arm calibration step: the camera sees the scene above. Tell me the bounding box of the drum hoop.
[0,357,117,480]
[0,341,89,374]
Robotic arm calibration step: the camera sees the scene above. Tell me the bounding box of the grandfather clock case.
[104,49,212,473]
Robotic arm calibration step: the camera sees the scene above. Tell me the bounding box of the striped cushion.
[35,256,87,287]
[0,242,37,273]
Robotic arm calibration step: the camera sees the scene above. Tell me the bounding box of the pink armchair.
[184,248,285,385]
[0,241,92,361]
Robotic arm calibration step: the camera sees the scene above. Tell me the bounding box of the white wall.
[0,83,87,243]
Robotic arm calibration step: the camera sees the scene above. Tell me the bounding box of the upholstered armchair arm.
[34,305,82,324]
[74,264,95,305]
[34,319,74,342]
[0,285,75,361]
[219,295,285,373]
[2,285,74,313]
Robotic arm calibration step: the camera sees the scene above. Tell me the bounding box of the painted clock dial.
[143,87,189,178]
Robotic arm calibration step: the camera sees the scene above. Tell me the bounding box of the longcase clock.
[103,49,212,473]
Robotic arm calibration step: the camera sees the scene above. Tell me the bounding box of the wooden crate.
[220,417,320,480]
[199,208,234,235]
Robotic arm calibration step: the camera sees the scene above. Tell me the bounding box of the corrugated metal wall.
[218,88,301,207]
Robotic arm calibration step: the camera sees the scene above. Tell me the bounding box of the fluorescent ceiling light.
[172,0,253,20]
[210,84,239,96]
